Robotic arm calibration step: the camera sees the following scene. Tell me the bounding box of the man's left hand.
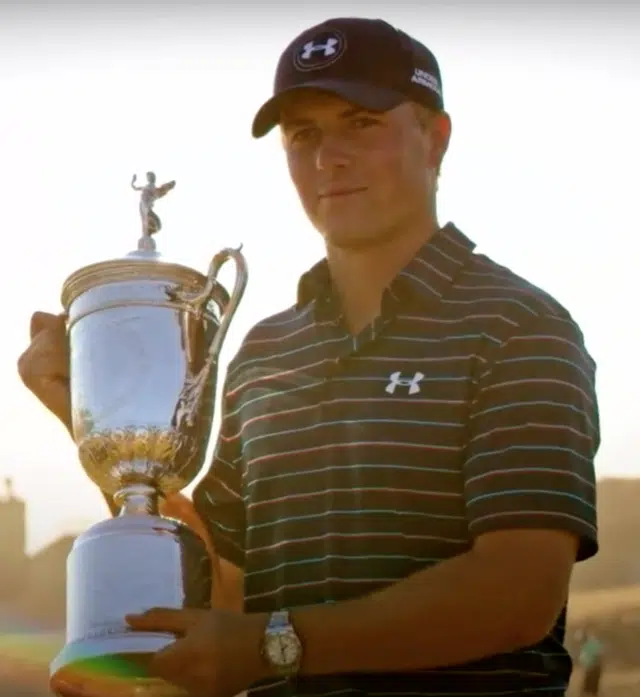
[126,607,270,697]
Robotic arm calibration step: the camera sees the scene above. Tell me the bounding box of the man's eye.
[290,128,316,143]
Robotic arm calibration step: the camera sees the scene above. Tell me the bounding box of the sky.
[0,2,638,554]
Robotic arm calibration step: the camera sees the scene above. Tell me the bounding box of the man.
[576,630,604,696]
[18,17,599,697]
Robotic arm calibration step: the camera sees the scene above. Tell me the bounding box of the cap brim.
[251,80,406,139]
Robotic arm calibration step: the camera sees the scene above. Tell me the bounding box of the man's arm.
[280,312,599,676]
[192,374,247,612]
[289,528,578,676]
[156,491,245,610]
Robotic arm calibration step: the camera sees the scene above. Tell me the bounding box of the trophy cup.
[49,172,248,697]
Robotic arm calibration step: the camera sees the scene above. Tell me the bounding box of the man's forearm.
[288,547,551,676]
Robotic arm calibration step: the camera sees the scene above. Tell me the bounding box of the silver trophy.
[49,173,248,697]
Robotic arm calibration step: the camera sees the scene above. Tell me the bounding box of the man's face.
[280,90,449,250]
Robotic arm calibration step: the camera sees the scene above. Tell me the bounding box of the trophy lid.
[61,173,208,310]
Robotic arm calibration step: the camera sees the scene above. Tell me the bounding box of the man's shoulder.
[228,302,312,366]
[453,251,597,373]
[246,302,311,336]
[456,250,580,331]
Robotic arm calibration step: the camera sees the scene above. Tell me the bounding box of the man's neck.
[326,220,440,335]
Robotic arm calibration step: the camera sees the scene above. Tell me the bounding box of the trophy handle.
[197,245,248,362]
[170,246,248,429]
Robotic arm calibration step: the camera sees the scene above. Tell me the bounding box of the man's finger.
[18,326,69,386]
[30,311,65,340]
[18,340,69,395]
[125,607,199,633]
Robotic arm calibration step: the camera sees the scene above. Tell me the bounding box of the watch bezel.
[262,614,303,676]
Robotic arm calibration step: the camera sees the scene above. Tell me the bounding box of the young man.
[18,17,599,697]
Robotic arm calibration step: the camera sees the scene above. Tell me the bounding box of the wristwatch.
[261,609,303,677]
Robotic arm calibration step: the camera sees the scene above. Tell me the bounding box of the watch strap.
[267,609,292,631]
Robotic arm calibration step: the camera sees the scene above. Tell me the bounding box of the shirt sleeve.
[192,374,246,569]
[463,313,599,562]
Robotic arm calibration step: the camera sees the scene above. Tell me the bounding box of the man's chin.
[322,226,398,252]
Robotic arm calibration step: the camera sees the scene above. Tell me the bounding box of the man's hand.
[125,607,269,697]
[17,311,72,433]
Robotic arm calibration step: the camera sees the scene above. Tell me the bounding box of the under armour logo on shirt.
[385,371,425,395]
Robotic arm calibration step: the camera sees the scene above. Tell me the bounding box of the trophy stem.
[137,234,157,253]
[114,483,160,516]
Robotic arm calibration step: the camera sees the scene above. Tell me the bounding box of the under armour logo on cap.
[293,30,346,72]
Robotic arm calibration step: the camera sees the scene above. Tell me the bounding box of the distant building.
[22,535,74,629]
[0,479,68,696]
[0,477,28,600]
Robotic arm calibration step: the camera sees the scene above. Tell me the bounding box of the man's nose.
[315,135,351,172]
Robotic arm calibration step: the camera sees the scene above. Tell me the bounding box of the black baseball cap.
[251,17,444,139]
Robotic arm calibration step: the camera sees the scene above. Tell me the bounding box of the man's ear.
[429,111,451,172]
[411,104,451,172]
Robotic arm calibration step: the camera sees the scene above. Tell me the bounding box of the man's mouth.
[318,187,367,199]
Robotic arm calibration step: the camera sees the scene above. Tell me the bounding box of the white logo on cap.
[300,38,339,60]
[294,30,346,72]
[411,68,441,97]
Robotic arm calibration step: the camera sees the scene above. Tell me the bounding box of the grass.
[0,631,63,663]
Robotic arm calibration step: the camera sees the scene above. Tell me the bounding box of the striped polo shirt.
[194,223,599,696]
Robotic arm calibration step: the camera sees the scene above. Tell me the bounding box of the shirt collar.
[296,223,477,309]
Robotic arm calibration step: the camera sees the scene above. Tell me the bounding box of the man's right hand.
[17,310,72,433]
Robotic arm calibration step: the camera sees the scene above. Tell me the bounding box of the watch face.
[266,631,300,668]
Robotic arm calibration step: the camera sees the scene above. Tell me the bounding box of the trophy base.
[50,631,187,697]
[49,513,211,697]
